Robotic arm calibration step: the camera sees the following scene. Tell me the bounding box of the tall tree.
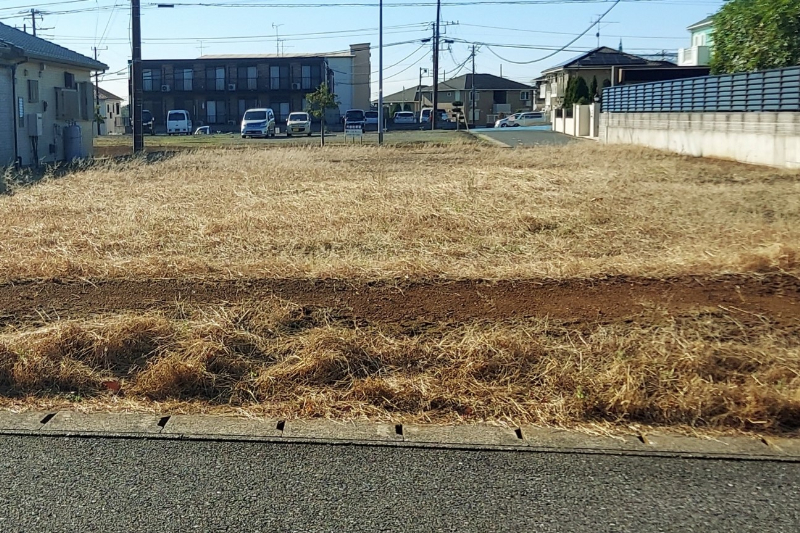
[711,0,800,74]
[305,83,339,146]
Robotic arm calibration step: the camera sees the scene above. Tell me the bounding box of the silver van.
[241,108,276,138]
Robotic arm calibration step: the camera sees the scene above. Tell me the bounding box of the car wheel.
[500,123,507,128]
[287,133,292,137]
[307,132,311,137]
[512,123,521,127]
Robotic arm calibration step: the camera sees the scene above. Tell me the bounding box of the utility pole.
[272,23,283,56]
[470,44,476,126]
[132,0,144,153]
[93,47,105,135]
[378,0,384,144]
[30,9,37,37]
[430,0,441,131]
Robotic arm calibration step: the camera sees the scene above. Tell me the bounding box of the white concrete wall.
[600,112,800,169]
[327,57,353,117]
[15,60,95,166]
[574,104,590,137]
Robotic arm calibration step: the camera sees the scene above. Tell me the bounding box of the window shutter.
[28,79,39,103]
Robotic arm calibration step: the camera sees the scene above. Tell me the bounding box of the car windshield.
[142,111,153,122]
[346,110,365,120]
[396,112,413,117]
[244,111,267,121]
[365,111,378,118]
[288,113,308,122]
[168,112,185,121]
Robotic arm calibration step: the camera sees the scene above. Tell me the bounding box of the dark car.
[142,109,155,135]
[344,109,366,132]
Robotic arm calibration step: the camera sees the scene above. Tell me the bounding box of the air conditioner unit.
[160,84,170,92]
[291,82,301,90]
[227,83,237,91]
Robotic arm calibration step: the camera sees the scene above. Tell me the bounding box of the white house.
[97,87,125,135]
[678,16,714,66]
[0,22,107,167]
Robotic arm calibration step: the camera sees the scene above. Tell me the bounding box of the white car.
[241,108,276,138]
[364,110,379,127]
[494,113,522,128]
[194,126,211,135]
[393,111,415,124]
[167,109,192,135]
[286,112,312,137]
[512,111,549,127]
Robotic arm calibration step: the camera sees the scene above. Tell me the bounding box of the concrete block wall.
[600,112,800,168]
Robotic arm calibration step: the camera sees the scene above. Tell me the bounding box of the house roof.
[0,22,107,70]
[542,46,674,74]
[381,73,533,102]
[437,73,533,91]
[199,51,354,59]
[687,16,714,31]
[97,86,124,101]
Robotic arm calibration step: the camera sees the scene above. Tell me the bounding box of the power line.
[482,0,622,64]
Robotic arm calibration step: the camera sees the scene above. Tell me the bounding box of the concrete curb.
[1,411,798,461]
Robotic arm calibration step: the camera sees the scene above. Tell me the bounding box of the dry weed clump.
[1,143,799,281]
[0,303,797,433]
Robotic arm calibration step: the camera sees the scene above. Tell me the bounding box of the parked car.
[194,126,211,135]
[286,112,312,136]
[166,109,192,135]
[241,108,276,138]
[344,109,366,131]
[364,110,379,127]
[142,109,155,135]
[494,113,523,128]
[511,111,549,127]
[419,107,448,124]
[393,111,416,124]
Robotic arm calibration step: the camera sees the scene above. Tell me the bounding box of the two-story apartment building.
[97,86,125,135]
[135,44,370,132]
[1,22,107,167]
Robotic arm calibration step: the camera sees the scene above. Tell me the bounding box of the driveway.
[474,125,581,147]
[2,434,798,532]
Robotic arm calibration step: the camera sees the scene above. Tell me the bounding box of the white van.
[241,108,276,138]
[166,109,192,135]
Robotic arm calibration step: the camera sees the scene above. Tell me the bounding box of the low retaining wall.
[600,112,800,168]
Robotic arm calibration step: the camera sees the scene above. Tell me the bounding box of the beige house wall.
[14,59,95,166]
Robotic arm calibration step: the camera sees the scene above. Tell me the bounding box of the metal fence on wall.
[603,66,800,113]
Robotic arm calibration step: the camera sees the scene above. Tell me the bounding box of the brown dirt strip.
[2,274,799,327]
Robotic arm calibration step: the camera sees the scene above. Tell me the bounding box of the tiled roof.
[0,22,106,70]
[382,73,533,101]
[97,86,124,101]
[687,16,714,30]
[542,47,674,74]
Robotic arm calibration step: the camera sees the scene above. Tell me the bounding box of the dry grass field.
[1,142,799,434]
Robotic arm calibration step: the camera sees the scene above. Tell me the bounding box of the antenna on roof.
[591,16,618,48]
[619,39,623,52]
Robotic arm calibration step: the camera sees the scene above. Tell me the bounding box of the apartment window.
[301,65,312,90]
[520,91,530,101]
[206,100,227,124]
[238,98,258,119]
[64,72,76,89]
[206,67,225,91]
[143,69,161,92]
[238,66,257,90]
[27,79,39,103]
[175,68,193,91]
[270,66,281,90]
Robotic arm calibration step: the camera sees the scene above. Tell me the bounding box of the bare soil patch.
[2,274,799,328]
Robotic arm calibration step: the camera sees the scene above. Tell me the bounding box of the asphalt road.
[476,126,580,147]
[1,435,798,532]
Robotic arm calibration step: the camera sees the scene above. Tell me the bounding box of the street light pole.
[378,0,383,144]
[132,0,143,153]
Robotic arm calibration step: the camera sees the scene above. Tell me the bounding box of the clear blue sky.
[0,0,724,104]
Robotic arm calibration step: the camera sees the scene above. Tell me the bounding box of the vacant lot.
[93,129,473,157]
[1,143,799,434]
